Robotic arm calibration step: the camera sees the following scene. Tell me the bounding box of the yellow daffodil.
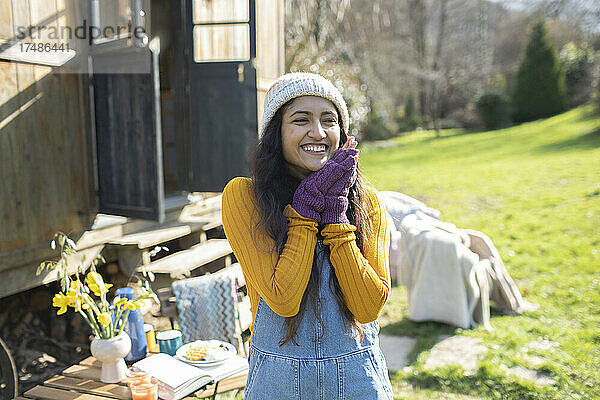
[86,271,113,296]
[44,233,154,339]
[97,312,112,327]
[125,300,140,311]
[52,293,70,315]
[134,299,146,309]
[66,280,84,311]
[113,295,127,307]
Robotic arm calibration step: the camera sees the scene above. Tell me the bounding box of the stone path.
[379,333,555,387]
[379,334,417,370]
[424,336,488,376]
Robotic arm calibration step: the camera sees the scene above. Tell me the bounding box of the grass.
[360,105,600,400]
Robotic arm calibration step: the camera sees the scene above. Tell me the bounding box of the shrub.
[476,91,511,129]
[361,101,393,141]
[395,94,422,133]
[448,107,483,129]
[511,20,566,122]
[560,42,595,108]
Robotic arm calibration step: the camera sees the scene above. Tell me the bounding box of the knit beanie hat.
[259,72,349,138]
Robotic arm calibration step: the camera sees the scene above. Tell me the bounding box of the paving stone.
[379,334,417,371]
[524,355,547,368]
[506,366,556,386]
[424,336,487,375]
[526,339,559,351]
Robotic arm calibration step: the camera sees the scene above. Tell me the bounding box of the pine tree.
[511,21,566,123]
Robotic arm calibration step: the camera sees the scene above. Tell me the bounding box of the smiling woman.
[221,73,393,399]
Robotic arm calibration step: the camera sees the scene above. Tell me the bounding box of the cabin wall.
[0,0,96,296]
[256,0,285,122]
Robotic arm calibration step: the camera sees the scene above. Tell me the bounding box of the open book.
[133,353,248,400]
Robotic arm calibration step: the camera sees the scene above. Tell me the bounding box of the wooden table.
[18,356,247,400]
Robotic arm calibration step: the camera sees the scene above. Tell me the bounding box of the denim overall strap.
[244,241,393,399]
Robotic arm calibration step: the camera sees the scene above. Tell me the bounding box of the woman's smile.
[301,143,327,154]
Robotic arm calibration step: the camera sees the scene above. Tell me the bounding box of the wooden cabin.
[0,0,285,299]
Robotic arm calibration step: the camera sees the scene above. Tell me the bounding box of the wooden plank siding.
[0,1,96,295]
[0,69,95,252]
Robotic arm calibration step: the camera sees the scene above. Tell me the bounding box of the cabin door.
[91,1,165,222]
[185,0,258,192]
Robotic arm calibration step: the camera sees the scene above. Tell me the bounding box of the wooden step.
[137,239,233,277]
[179,194,222,217]
[109,220,214,249]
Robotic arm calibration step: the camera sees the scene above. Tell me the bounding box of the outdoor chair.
[158,264,252,356]
[383,190,537,330]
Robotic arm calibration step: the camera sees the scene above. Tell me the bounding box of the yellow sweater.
[222,177,390,331]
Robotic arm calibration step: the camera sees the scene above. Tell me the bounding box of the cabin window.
[192,0,250,62]
[90,0,147,46]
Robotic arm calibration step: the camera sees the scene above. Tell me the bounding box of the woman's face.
[280,96,341,179]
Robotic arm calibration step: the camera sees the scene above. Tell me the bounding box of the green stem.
[113,305,124,331]
[90,300,103,316]
[84,307,103,338]
[78,309,101,338]
[116,309,131,336]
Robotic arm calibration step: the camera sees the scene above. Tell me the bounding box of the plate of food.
[175,340,237,366]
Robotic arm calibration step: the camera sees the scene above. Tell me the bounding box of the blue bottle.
[115,287,147,362]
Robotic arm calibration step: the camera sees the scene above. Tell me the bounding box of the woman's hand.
[291,137,359,222]
[321,137,359,224]
[341,135,358,151]
[326,136,359,198]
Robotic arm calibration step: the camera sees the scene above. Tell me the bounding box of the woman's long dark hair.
[250,99,372,346]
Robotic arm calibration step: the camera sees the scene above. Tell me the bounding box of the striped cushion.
[172,273,240,349]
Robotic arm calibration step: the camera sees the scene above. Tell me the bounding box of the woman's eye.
[323,119,337,124]
[293,118,308,123]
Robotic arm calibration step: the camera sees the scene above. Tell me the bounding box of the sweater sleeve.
[222,177,318,317]
[321,186,391,323]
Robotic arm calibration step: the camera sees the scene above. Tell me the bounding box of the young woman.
[222,73,392,399]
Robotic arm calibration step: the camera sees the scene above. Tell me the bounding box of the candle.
[130,382,158,400]
[126,369,152,390]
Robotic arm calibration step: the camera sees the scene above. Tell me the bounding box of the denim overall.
[245,240,393,399]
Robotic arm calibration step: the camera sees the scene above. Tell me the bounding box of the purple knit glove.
[291,148,359,221]
[321,150,358,224]
[291,177,324,221]
[322,195,351,224]
[311,148,359,193]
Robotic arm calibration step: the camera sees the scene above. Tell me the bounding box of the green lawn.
[361,105,600,399]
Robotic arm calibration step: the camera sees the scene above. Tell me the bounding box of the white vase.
[90,332,132,383]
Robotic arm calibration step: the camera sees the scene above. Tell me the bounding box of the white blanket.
[384,193,536,329]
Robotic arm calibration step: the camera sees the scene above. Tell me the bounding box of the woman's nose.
[307,121,327,139]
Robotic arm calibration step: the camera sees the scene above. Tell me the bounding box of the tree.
[476,91,511,129]
[511,20,566,122]
[396,93,422,132]
[560,42,595,108]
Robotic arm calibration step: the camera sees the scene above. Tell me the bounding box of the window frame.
[90,0,148,51]
[191,0,252,63]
